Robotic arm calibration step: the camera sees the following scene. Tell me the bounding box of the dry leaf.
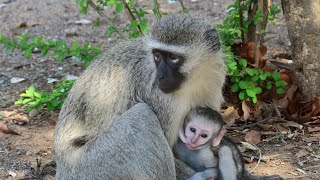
[0,122,20,135]
[280,121,303,129]
[241,141,258,151]
[308,126,320,132]
[303,134,320,142]
[295,149,308,158]
[276,124,290,133]
[245,130,261,144]
[0,111,17,118]
[222,106,240,125]
[242,101,251,120]
[10,114,29,125]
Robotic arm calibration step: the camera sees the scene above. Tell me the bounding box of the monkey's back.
[54,37,154,161]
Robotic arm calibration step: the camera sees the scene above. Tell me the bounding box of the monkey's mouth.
[186,144,197,151]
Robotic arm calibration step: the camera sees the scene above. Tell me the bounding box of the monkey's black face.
[152,49,185,93]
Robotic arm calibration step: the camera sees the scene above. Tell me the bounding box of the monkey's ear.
[203,28,221,52]
[211,127,226,146]
[179,129,187,143]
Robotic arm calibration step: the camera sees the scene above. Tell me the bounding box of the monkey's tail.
[243,171,284,180]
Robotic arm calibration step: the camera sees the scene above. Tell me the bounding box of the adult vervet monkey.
[54,13,226,179]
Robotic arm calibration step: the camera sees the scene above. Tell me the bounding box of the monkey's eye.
[201,134,208,138]
[169,54,179,64]
[153,51,161,61]
[190,127,196,133]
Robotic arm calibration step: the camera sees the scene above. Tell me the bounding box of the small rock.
[75,19,92,25]
[65,27,78,37]
[0,79,4,84]
[58,67,63,71]
[10,77,26,84]
[66,74,78,81]
[47,78,59,84]
[8,171,16,178]
[71,56,81,64]
[25,151,32,156]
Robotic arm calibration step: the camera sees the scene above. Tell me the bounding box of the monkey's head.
[179,107,225,150]
[148,14,221,94]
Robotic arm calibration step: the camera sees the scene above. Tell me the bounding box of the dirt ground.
[0,0,319,179]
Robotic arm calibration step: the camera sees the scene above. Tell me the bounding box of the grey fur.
[54,13,226,179]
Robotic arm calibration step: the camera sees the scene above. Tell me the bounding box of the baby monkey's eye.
[190,127,196,133]
[201,134,208,138]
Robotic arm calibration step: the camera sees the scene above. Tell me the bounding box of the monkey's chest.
[174,142,218,172]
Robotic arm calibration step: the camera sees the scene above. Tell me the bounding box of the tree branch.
[121,0,144,36]
[87,0,126,39]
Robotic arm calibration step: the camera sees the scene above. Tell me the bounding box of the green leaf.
[259,74,267,80]
[246,88,256,98]
[272,71,280,81]
[57,51,68,62]
[34,92,42,98]
[24,46,34,58]
[239,81,248,89]
[22,98,32,104]
[275,80,286,87]
[231,83,239,92]
[116,3,123,13]
[254,87,262,94]
[20,93,30,98]
[15,99,23,105]
[239,59,247,68]
[239,91,246,100]
[276,88,284,94]
[245,68,257,76]
[252,75,259,82]
[252,96,257,103]
[129,21,139,29]
[266,81,272,90]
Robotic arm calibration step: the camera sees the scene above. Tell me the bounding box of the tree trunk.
[281,0,320,97]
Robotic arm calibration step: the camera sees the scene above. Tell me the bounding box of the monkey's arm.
[175,158,196,180]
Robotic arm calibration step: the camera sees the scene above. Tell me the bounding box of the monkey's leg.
[55,103,176,180]
[218,146,239,180]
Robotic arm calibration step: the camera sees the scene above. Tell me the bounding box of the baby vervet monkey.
[174,107,283,180]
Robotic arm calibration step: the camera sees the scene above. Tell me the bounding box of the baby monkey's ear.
[211,127,226,146]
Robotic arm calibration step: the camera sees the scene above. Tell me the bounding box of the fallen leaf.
[261,131,279,135]
[222,106,240,125]
[308,126,320,132]
[0,111,17,118]
[10,77,26,84]
[245,130,261,144]
[242,101,251,120]
[10,114,29,125]
[0,122,20,135]
[276,124,289,133]
[75,19,92,25]
[303,134,320,142]
[295,149,309,158]
[241,141,258,151]
[280,121,303,129]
